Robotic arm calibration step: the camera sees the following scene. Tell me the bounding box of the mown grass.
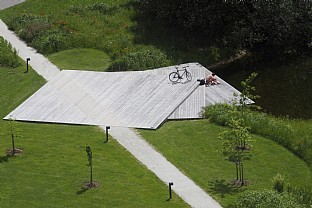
[48,48,111,71]
[0,53,188,207]
[139,120,312,207]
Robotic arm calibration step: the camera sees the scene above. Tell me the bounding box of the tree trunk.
[11,133,15,156]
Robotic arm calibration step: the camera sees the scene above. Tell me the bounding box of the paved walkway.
[0,20,60,81]
[0,16,222,208]
[106,126,221,208]
[0,0,25,10]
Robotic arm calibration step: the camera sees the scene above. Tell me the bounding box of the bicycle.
[169,66,192,83]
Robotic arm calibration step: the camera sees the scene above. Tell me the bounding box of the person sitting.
[205,72,220,86]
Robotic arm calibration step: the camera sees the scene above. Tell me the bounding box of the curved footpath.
[0,17,222,208]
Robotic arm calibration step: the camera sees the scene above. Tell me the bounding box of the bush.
[68,3,119,15]
[286,184,312,206]
[204,104,312,168]
[88,3,119,14]
[233,190,304,208]
[6,13,71,54]
[31,28,70,54]
[0,37,20,68]
[108,46,171,71]
[8,14,50,42]
[139,0,312,57]
[272,173,285,193]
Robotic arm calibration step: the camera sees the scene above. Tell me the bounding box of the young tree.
[8,118,18,156]
[219,118,251,185]
[85,145,94,188]
[219,72,259,186]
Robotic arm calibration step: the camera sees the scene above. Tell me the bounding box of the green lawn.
[0,64,188,207]
[139,120,312,207]
[48,48,111,71]
[1,1,312,207]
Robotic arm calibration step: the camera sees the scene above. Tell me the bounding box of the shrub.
[233,190,304,208]
[88,3,119,14]
[204,104,312,168]
[108,46,171,71]
[139,0,312,57]
[286,184,312,206]
[272,173,285,193]
[0,37,20,68]
[8,14,50,42]
[68,3,119,15]
[31,28,70,54]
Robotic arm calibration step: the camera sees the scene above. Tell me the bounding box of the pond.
[217,57,312,120]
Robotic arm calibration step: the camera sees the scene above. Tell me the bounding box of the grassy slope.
[48,48,111,71]
[139,120,312,207]
[0,0,218,66]
[0,65,188,207]
[1,0,312,207]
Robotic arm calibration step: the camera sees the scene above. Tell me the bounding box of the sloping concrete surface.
[5,70,199,129]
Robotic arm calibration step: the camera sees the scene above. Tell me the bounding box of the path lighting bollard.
[25,58,30,73]
[168,182,174,200]
[104,126,110,143]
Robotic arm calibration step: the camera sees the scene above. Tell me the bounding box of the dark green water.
[217,57,312,120]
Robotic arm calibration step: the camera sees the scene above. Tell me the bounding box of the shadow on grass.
[76,187,89,195]
[209,179,245,198]
[0,155,11,163]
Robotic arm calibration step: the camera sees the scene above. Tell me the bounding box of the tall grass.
[0,37,20,68]
[0,0,174,70]
[204,104,312,168]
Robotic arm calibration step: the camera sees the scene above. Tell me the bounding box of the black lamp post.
[25,58,30,73]
[168,182,174,200]
[104,126,110,143]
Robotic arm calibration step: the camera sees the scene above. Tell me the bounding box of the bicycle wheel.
[169,72,180,83]
[185,71,192,82]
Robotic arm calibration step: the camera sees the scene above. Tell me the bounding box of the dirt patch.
[83,181,100,189]
[6,148,23,156]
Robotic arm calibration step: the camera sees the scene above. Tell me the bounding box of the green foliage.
[217,73,258,185]
[233,190,304,208]
[139,0,312,57]
[140,120,312,207]
[8,14,50,42]
[286,184,312,206]
[85,145,93,187]
[32,28,70,54]
[68,2,120,15]
[108,45,171,71]
[86,145,92,166]
[0,37,20,68]
[272,173,285,193]
[205,104,312,168]
[6,13,70,54]
[237,72,260,111]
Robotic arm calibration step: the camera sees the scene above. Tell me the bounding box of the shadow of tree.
[0,155,11,163]
[209,179,245,198]
[76,187,89,195]
[128,3,218,66]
